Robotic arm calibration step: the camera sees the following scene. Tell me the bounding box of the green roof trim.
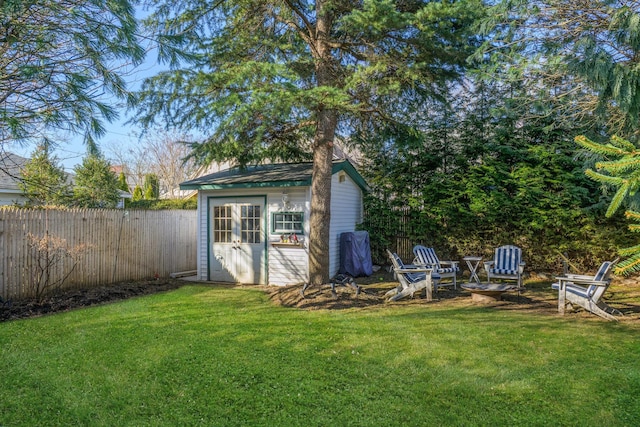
[180,160,369,192]
[332,160,369,192]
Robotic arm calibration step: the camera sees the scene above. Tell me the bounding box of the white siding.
[328,172,363,277]
[268,246,308,285]
[196,187,310,285]
[0,191,26,206]
[266,187,309,285]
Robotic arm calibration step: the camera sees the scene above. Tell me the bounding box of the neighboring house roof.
[111,164,126,175]
[118,190,133,199]
[180,159,368,192]
[0,152,28,192]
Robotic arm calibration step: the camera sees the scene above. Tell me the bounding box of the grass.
[1,284,639,426]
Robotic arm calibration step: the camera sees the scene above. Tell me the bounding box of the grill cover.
[339,231,373,277]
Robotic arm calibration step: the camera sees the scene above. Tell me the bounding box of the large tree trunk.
[309,111,336,285]
[308,0,337,286]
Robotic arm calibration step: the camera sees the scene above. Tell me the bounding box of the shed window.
[272,212,303,234]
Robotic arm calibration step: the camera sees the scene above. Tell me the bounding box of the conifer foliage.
[19,143,71,207]
[576,135,640,274]
[0,0,143,146]
[72,142,121,208]
[477,0,640,137]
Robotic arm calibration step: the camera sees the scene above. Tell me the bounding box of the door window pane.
[240,205,261,243]
[213,206,232,243]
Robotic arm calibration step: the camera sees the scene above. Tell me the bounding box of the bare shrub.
[26,233,92,300]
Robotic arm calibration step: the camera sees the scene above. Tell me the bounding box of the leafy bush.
[127,198,197,210]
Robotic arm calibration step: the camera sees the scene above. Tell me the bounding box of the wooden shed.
[180,160,368,285]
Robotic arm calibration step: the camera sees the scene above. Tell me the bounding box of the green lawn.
[1,284,639,426]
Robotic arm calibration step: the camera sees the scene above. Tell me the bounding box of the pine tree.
[19,142,71,206]
[117,172,129,193]
[72,144,120,208]
[143,174,159,200]
[137,0,486,284]
[132,185,144,201]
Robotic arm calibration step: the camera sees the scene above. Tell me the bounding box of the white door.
[209,197,265,284]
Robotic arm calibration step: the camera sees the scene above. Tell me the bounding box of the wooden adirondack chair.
[552,259,622,321]
[385,250,434,302]
[412,245,459,289]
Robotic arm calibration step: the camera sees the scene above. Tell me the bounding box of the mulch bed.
[0,279,183,322]
[2,271,640,323]
[266,270,640,323]
[265,274,559,313]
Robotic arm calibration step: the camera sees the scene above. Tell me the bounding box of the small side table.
[463,256,483,284]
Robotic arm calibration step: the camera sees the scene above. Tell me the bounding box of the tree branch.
[281,0,315,43]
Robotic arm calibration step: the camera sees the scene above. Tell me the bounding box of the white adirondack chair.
[483,245,525,289]
[551,259,622,321]
[412,245,459,289]
[385,250,435,302]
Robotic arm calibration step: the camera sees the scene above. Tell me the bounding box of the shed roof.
[180,159,368,192]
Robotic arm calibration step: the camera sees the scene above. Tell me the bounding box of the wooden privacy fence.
[362,206,415,262]
[0,208,197,300]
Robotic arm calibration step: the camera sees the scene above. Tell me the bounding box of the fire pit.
[461,283,517,303]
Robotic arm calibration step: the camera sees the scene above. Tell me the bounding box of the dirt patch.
[266,270,640,323]
[266,273,558,313]
[0,279,183,322]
